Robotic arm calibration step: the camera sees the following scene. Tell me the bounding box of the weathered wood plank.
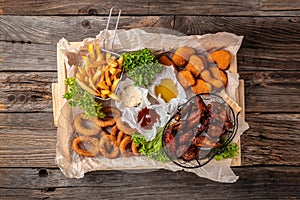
[1,71,299,113]
[241,113,300,166]
[0,167,299,199]
[0,128,57,168]
[0,0,299,16]
[0,16,173,45]
[241,71,300,113]
[1,16,299,71]
[0,113,298,167]
[0,42,56,71]
[0,72,56,113]
[174,16,300,71]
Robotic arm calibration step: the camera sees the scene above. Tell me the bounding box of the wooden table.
[0,1,299,199]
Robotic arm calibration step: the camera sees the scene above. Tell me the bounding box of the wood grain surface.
[1,16,299,72]
[1,0,300,198]
[1,0,299,16]
[1,71,299,113]
[0,167,299,199]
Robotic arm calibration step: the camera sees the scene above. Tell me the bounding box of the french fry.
[117,56,123,68]
[109,61,118,68]
[75,72,85,82]
[105,52,111,64]
[89,59,107,68]
[100,94,107,99]
[93,69,103,83]
[85,67,93,79]
[77,78,98,96]
[97,81,109,90]
[105,67,112,87]
[88,43,96,62]
[111,78,120,92]
[108,67,117,75]
[84,76,89,84]
[108,92,120,101]
[77,66,86,76]
[101,90,111,95]
[82,55,90,67]
[95,44,102,61]
[88,77,98,91]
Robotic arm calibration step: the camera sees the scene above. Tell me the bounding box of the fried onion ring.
[119,135,133,157]
[97,116,116,127]
[116,130,125,146]
[74,113,101,136]
[72,136,99,157]
[99,135,119,159]
[132,142,140,156]
[115,118,137,135]
[102,106,121,118]
[110,125,119,137]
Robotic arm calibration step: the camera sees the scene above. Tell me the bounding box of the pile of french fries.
[75,43,123,100]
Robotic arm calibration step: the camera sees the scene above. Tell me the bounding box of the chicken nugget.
[171,47,195,68]
[185,55,205,77]
[219,69,228,87]
[177,70,195,88]
[209,66,222,80]
[191,79,212,94]
[158,55,177,72]
[207,49,232,70]
[209,66,228,87]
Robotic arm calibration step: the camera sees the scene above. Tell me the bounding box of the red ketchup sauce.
[137,107,160,130]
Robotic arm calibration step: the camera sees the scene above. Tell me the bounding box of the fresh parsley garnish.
[63,77,106,119]
[122,48,163,87]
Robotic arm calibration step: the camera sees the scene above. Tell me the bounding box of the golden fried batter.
[191,79,212,94]
[171,47,195,68]
[177,70,195,88]
[185,55,205,77]
[208,49,232,70]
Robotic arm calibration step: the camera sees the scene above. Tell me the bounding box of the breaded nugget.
[171,47,195,68]
[158,55,177,72]
[207,49,232,70]
[177,70,195,88]
[200,70,224,89]
[209,66,222,80]
[158,55,175,66]
[219,69,228,87]
[191,79,212,94]
[185,55,205,77]
[209,66,228,87]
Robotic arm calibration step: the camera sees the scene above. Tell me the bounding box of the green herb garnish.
[63,77,106,119]
[122,48,157,72]
[214,142,239,161]
[127,63,163,87]
[132,127,170,162]
[122,48,164,87]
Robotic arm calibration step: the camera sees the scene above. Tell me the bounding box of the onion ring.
[72,136,99,157]
[97,117,116,127]
[116,130,125,146]
[119,135,133,157]
[102,106,121,118]
[98,135,119,159]
[115,118,137,135]
[73,113,101,136]
[132,142,140,156]
[110,125,119,137]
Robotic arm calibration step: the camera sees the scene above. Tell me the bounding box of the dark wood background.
[0,1,300,199]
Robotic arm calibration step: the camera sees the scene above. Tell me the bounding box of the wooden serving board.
[52,42,245,166]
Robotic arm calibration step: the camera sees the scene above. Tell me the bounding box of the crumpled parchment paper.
[56,28,249,183]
